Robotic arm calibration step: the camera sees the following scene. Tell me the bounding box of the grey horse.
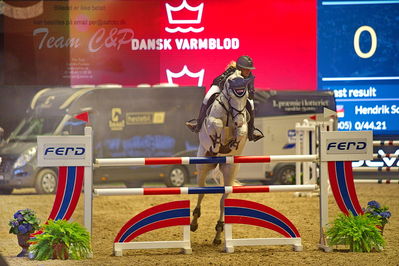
[190,70,251,245]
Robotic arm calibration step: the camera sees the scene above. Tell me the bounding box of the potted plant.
[326,213,384,252]
[29,219,92,260]
[8,209,41,257]
[364,200,391,234]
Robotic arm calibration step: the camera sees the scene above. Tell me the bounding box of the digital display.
[317,0,399,135]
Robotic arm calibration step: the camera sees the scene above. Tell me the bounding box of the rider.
[186,55,264,142]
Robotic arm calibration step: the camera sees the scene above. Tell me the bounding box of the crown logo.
[165,0,204,33]
[166,65,205,87]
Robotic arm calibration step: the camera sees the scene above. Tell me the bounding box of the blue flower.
[367,201,381,209]
[26,224,33,232]
[14,212,24,221]
[18,224,29,234]
[381,211,391,219]
[11,220,19,227]
[9,209,40,235]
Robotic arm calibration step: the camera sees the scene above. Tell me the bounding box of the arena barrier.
[36,125,374,255]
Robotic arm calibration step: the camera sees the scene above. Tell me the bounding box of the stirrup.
[185,119,198,132]
[251,128,264,142]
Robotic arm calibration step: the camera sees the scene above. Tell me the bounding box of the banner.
[4,0,316,90]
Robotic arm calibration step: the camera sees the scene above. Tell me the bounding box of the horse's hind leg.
[190,159,217,232]
[213,164,240,245]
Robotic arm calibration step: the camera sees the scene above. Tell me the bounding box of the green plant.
[326,213,384,252]
[29,219,91,260]
[364,200,391,227]
[8,209,40,235]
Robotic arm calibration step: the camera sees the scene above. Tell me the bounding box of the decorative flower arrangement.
[9,209,41,235]
[364,200,391,229]
[29,219,92,260]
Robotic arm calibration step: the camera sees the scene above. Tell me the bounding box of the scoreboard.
[317,0,399,136]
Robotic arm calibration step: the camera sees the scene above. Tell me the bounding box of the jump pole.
[93,184,318,196]
[354,179,399,184]
[353,167,399,172]
[95,154,317,167]
[373,140,399,146]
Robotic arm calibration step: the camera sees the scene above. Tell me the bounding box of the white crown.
[165,0,204,24]
[166,65,205,87]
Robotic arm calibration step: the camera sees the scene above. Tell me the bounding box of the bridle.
[217,85,248,127]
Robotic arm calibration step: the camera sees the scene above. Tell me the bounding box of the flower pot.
[52,243,69,260]
[16,233,31,257]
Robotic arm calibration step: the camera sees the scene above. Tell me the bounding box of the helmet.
[236,55,255,70]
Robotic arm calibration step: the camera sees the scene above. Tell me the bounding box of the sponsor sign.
[126,112,165,125]
[320,131,373,162]
[37,135,92,166]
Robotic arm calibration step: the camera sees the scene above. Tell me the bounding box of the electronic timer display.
[317,0,399,135]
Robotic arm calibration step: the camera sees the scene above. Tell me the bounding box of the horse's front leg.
[213,164,240,245]
[207,117,223,154]
[213,192,229,245]
[230,116,248,150]
[191,161,217,232]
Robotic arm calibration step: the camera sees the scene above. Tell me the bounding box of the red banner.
[4,0,316,90]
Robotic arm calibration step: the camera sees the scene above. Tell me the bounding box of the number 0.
[353,26,377,58]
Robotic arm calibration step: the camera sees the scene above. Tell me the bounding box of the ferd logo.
[327,140,367,154]
[320,131,373,162]
[43,144,86,160]
[37,135,92,167]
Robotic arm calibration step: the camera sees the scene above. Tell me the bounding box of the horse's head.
[223,70,252,136]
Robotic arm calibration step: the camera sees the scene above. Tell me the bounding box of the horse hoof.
[193,207,201,218]
[190,223,198,232]
[213,239,222,245]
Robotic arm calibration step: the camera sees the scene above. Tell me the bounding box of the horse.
[190,70,251,245]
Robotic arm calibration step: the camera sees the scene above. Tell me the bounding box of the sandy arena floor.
[0,183,398,265]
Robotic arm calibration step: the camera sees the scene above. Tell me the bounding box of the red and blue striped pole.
[373,140,399,146]
[353,167,399,172]
[95,155,317,167]
[93,184,318,196]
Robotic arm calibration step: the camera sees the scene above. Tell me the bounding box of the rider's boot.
[247,105,264,142]
[186,103,208,133]
[186,94,218,133]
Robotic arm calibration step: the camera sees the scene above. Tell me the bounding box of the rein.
[217,90,247,127]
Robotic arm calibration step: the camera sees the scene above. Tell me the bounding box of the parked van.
[237,90,337,184]
[0,86,203,194]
